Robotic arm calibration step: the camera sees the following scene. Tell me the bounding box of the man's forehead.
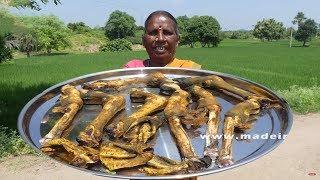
[146,17,175,30]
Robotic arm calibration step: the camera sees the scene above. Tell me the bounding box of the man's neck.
[149,58,175,67]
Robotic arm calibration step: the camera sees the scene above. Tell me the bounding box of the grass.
[0,39,319,158]
[0,126,35,159]
[278,86,320,114]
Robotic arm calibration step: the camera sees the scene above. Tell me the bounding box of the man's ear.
[176,35,180,47]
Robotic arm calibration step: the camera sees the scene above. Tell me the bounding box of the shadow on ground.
[33,52,69,57]
[0,83,53,130]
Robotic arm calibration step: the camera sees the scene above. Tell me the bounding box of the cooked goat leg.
[108,89,167,138]
[142,116,164,143]
[190,86,221,161]
[77,95,125,147]
[147,155,180,168]
[124,125,141,143]
[203,75,253,99]
[140,165,188,176]
[174,75,253,99]
[82,79,140,90]
[144,72,175,87]
[99,143,136,159]
[100,152,154,171]
[140,155,188,175]
[40,85,83,145]
[164,89,196,158]
[218,98,260,167]
[79,89,109,104]
[124,116,164,143]
[138,123,152,143]
[110,141,153,155]
[164,88,208,171]
[83,72,173,90]
[41,138,99,168]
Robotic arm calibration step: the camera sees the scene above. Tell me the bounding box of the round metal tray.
[18,67,293,179]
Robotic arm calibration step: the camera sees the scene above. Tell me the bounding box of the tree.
[176,15,194,47]
[292,12,306,26]
[104,10,136,40]
[100,39,132,52]
[18,33,38,57]
[176,15,189,35]
[295,19,318,46]
[0,35,12,63]
[187,16,222,47]
[0,9,16,62]
[2,0,60,10]
[19,15,70,54]
[67,22,90,33]
[253,18,285,41]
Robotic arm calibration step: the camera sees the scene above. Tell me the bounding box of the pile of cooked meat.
[40,72,279,176]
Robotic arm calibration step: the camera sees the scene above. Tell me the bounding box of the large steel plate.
[18,67,293,179]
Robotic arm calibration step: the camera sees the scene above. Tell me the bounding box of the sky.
[10,0,320,30]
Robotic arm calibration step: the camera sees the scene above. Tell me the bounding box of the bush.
[100,39,132,52]
[0,126,35,159]
[126,36,142,45]
[278,85,320,114]
[0,35,12,63]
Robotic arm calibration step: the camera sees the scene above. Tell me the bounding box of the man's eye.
[163,30,174,36]
[148,31,157,36]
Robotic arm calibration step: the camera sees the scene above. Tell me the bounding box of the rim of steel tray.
[18,67,293,179]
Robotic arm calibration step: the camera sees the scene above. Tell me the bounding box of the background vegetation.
[0,2,319,159]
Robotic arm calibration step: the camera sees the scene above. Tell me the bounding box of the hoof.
[217,156,234,167]
[204,148,218,164]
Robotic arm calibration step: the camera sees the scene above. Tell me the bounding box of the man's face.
[143,14,179,66]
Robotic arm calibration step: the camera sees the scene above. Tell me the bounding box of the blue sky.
[10,0,320,30]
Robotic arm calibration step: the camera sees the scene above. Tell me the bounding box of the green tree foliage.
[253,18,285,41]
[105,10,136,40]
[188,16,222,47]
[177,15,222,47]
[295,19,318,46]
[67,22,91,34]
[100,38,132,52]
[284,27,295,39]
[3,0,60,10]
[18,32,38,57]
[0,9,15,62]
[223,30,253,39]
[136,26,144,31]
[176,15,188,35]
[292,12,306,26]
[19,15,70,54]
[176,15,194,47]
[0,9,16,36]
[0,35,12,63]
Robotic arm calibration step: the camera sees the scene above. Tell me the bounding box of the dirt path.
[1,113,319,180]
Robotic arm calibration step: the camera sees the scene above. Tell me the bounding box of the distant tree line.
[1,2,319,62]
[252,12,319,46]
[102,11,223,51]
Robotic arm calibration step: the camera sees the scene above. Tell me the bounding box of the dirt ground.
[1,113,319,180]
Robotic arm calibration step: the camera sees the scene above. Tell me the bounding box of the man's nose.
[156,30,165,42]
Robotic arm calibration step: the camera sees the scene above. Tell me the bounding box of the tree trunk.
[303,41,306,47]
[47,48,52,54]
[27,51,30,58]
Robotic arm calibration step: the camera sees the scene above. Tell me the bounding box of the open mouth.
[154,46,166,54]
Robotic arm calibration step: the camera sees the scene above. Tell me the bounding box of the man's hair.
[144,10,179,35]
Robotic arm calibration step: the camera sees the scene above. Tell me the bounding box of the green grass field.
[0,39,319,131]
[0,39,319,158]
